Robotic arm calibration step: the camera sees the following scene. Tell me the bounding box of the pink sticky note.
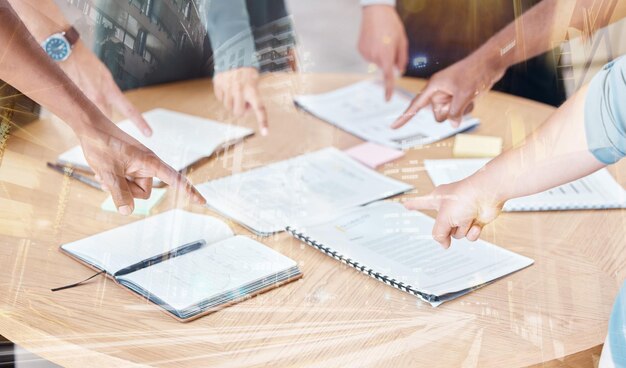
[344,142,405,169]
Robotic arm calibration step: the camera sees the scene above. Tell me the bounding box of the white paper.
[424,159,626,210]
[61,210,234,274]
[291,201,533,305]
[58,108,253,172]
[294,80,480,149]
[120,236,297,311]
[197,147,413,235]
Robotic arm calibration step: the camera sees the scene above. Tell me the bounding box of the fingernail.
[118,205,132,215]
[468,227,480,240]
[261,127,268,136]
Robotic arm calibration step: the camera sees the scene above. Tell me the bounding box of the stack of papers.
[294,80,479,149]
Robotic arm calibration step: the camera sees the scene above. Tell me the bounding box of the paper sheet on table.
[294,80,479,149]
[425,159,626,211]
[197,147,413,236]
[58,109,253,172]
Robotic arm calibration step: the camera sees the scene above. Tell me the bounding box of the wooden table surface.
[0,73,624,368]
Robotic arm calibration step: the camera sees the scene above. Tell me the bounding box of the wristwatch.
[41,26,80,62]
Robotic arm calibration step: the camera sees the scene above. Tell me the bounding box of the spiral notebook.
[60,210,301,321]
[287,201,533,306]
[293,80,479,149]
[425,159,626,211]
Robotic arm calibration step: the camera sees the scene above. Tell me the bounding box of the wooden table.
[0,74,624,367]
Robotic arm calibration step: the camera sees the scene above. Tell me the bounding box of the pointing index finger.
[147,156,206,205]
[391,85,436,129]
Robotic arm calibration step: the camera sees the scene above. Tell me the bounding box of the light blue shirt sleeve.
[584,56,626,165]
[199,0,259,73]
[607,281,626,365]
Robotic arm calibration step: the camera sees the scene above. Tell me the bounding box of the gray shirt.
[200,0,259,73]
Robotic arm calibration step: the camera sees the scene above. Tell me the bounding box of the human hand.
[63,42,153,137]
[77,117,206,215]
[213,67,268,135]
[392,52,506,128]
[403,179,504,248]
[358,5,408,101]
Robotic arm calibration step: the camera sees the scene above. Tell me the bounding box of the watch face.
[43,35,71,61]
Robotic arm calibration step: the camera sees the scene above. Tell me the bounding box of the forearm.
[0,2,100,133]
[7,0,70,42]
[468,85,605,203]
[474,0,624,72]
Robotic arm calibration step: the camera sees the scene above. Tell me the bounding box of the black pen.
[46,162,102,190]
[113,239,207,277]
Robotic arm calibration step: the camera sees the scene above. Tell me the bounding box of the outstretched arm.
[0,1,205,214]
[8,0,153,136]
[405,55,626,247]
[393,0,626,127]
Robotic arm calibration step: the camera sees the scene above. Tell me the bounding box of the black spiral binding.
[286,226,439,304]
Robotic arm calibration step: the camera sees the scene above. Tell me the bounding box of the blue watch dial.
[44,36,70,62]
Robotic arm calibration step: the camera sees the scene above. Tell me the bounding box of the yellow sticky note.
[453,134,503,158]
[101,188,167,216]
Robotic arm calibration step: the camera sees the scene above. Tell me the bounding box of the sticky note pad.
[453,134,503,158]
[101,188,167,216]
[344,142,405,168]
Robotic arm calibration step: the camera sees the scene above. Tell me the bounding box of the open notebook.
[60,210,301,321]
[294,80,479,149]
[196,147,413,236]
[57,108,253,173]
[287,201,533,306]
[425,159,626,211]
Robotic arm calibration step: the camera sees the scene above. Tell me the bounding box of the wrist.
[470,47,508,78]
[464,167,511,207]
[56,87,103,134]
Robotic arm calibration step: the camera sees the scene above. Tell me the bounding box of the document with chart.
[287,201,533,306]
[294,80,479,149]
[425,159,626,211]
[197,147,413,236]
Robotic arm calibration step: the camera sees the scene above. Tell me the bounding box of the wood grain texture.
[0,73,624,367]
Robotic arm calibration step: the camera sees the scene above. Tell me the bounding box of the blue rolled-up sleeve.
[584,56,626,165]
[607,281,626,365]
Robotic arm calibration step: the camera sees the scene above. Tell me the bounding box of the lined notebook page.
[294,80,479,149]
[120,236,297,312]
[61,210,233,275]
[197,148,412,235]
[290,201,533,303]
[425,159,626,210]
[58,109,253,171]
